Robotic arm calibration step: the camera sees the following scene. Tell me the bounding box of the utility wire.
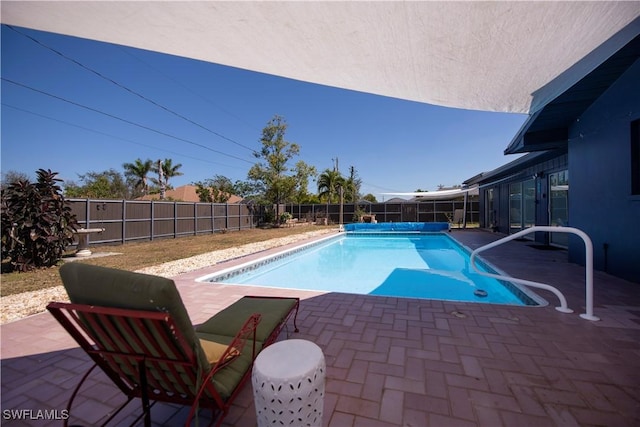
[7,24,258,154]
[2,78,256,164]
[118,46,261,134]
[2,103,247,171]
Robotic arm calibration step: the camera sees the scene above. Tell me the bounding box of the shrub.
[279,212,293,224]
[1,169,78,271]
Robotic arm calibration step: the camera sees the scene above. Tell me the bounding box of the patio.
[1,229,639,426]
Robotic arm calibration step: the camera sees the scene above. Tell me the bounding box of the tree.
[151,158,183,199]
[317,168,345,204]
[123,158,153,197]
[292,160,317,204]
[194,175,236,203]
[317,168,345,222]
[159,158,183,187]
[362,193,378,203]
[1,169,78,271]
[1,170,30,192]
[247,115,301,218]
[343,166,362,203]
[64,169,130,199]
[233,179,264,200]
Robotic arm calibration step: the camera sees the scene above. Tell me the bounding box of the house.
[465,35,640,283]
[137,185,243,204]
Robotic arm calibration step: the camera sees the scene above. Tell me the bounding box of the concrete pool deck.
[1,229,639,426]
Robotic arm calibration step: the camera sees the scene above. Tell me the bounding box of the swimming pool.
[200,231,544,306]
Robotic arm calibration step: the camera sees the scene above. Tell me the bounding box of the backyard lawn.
[1,225,333,298]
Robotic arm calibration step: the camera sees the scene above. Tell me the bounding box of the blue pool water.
[203,232,541,306]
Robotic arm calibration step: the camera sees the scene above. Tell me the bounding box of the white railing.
[469,226,599,321]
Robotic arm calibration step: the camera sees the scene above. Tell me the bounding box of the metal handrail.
[469,226,599,321]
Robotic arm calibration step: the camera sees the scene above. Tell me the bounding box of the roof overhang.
[464,150,567,186]
[505,30,640,154]
[2,1,639,114]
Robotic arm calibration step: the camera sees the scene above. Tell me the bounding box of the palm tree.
[317,168,345,223]
[122,158,153,197]
[151,159,183,199]
[159,158,183,187]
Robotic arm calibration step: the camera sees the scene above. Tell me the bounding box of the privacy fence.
[67,199,261,246]
[67,198,479,247]
[283,200,479,225]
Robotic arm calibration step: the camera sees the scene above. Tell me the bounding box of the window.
[632,119,640,195]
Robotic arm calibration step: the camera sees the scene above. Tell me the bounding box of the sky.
[1,24,528,201]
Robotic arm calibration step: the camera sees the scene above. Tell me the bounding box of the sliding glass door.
[549,170,569,246]
[509,179,535,234]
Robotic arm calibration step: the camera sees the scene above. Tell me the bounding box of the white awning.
[382,187,479,200]
[2,1,638,114]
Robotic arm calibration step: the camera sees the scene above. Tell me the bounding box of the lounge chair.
[47,262,299,427]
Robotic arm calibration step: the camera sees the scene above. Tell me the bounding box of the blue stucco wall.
[568,59,640,283]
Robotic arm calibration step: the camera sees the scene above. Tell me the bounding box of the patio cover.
[2,1,639,114]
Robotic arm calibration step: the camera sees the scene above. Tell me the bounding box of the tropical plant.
[317,168,345,224]
[151,158,183,199]
[317,168,345,204]
[158,158,183,186]
[123,158,153,197]
[1,169,78,271]
[279,211,292,224]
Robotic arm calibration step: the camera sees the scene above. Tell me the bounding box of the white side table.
[252,339,325,427]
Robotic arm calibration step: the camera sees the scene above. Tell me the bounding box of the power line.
[2,77,256,164]
[117,46,261,135]
[7,24,258,154]
[2,103,248,171]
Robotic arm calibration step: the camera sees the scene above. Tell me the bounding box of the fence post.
[214,202,216,234]
[174,202,178,238]
[84,198,90,229]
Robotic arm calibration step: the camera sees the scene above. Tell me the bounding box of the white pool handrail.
[469,226,599,321]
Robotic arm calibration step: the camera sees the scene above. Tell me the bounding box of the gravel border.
[0,229,335,325]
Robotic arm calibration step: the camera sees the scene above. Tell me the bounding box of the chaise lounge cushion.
[195,297,298,343]
[195,332,263,400]
[58,262,212,374]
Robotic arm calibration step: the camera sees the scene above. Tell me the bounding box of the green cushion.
[58,262,211,374]
[195,297,297,343]
[196,332,263,400]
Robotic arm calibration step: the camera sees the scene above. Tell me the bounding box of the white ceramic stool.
[252,339,325,427]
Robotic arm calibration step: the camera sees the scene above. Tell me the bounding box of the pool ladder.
[469,226,599,321]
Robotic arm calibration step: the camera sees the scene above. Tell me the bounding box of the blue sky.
[1,25,527,201]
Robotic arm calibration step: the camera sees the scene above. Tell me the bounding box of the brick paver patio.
[1,229,639,426]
